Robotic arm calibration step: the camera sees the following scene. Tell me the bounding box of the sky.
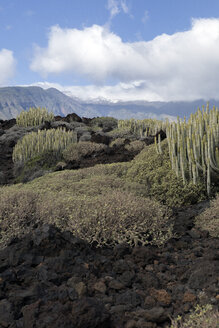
[2,0,219,102]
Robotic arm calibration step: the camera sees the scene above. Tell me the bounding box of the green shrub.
[16,107,55,127]
[13,150,59,183]
[125,140,145,152]
[63,141,107,162]
[110,138,127,148]
[169,303,219,328]
[12,128,77,164]
[90,117,118,131]
[123,140,207,207]
[107,127,135,139]
[194,193,219,238]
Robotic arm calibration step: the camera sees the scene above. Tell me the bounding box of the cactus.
[166,103,219,195]
[118,118,167,137]
[16,107,55,127]
[12,128,77,164]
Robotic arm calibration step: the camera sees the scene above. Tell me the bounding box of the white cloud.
[107,0,120,20]
[142,10,149,24]
[121,0,129,14]
[0,49,16,85]
[30,18,219,101]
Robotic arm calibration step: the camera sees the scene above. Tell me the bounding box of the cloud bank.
[31,18,219,101]
[0,49,16,85]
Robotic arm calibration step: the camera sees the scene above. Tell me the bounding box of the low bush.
[0,169,174,248]
[36,189,173,247]
[110,138,127,148]
[125,140,145,152]
[194,194,219,238]
[63,141,107,162]
[90,117,118,131]
[13,150,58,183]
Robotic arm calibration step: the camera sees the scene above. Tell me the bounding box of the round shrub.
[194,194,219,238]
[90,117,118,132]
[124,140,145,152]
[36,189,173,248]
[63,141,107,162]
[110,138,127,148]
[16,107,54,127]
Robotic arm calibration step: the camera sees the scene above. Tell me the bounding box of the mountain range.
[0,86,217,121]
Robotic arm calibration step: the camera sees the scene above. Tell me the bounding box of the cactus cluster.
[118,118,167,137]
[16,107,55,127]
[166,104,219,195]
[12,128,77,164]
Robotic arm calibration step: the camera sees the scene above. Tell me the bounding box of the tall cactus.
[166,104,219,195]
[16,107,55,127]
[118,118,167,137]
[12,128,77,164]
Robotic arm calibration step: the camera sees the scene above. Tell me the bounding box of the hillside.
[0,86,84,120]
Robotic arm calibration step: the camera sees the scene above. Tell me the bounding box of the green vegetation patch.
[14,150,60,183]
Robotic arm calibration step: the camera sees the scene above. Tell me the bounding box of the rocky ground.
[0,115,218,327]
[0,201,218,328]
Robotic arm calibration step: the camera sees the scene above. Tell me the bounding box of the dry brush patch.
[63,141,107,162]
[0,172,174,248]
[194,193,219,238]
[36,189,173,248]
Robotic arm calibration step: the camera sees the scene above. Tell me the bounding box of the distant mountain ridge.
[0,86,217,121]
